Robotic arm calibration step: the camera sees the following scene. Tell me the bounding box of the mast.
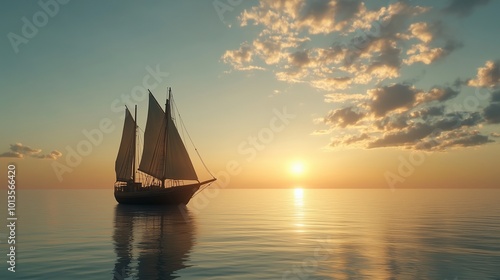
[162,87,172,188]
[133,105,137,183]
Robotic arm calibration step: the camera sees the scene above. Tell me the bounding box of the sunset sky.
[1,0,499,189]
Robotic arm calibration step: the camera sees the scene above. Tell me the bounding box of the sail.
[115,108,135,181]
[138,93,167,179]
[138,92,198,181]
[164,102,198,180]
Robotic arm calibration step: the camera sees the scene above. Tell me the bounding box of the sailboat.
[114,88,216,205]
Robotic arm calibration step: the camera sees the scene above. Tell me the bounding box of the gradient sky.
[1,0,499,189]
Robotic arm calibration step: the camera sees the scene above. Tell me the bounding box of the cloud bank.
[0,143,62,160]
[223,0,498,151]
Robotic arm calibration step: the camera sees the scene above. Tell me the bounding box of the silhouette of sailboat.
[114,88,216,205]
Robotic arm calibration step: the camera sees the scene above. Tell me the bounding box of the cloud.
[224,0,464,84]
[367,111,485,149]
[439,131,493,148]
[442,0,491,17]
[484,103,500,124]
[253,39,284,65]
[0,151,23,158]
[311,129,331,135]
[369,84,418,117]
[410,106,446,119]
[33,150,63,160]
[491,90,500,102]
[289,50,311,67]
[415,87,459,103]
[433,112,483,130]
[10,143,41,155]
[311,76,352,91]
[468,60,500,88]
[324,107,365,127]
[223,1,498,152]
[297,0,363,34]
[222,43,265,71]
[375,114,410,130]
[408,22,434,43]
[319,79,496,151]
[404,22,463,66]
[324,93,368,104]
[0,143,62,160]
[482,89,500,124]
[404,44,449,65]
[343,133,370,145]
[330,133,370,147]
[368,122,434,148]
[365,40,401,79]
[224,1,456,90]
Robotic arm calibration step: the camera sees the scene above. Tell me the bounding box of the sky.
[1,0,499,189]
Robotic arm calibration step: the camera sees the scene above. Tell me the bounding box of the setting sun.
[290,162,305,175]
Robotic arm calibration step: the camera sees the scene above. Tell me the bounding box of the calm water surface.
[0,189,499,279]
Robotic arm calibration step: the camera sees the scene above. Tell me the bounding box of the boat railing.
[114,181,143,192]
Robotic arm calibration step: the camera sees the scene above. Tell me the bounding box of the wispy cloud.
[0,151,23,158]
[0,143,62,160]
[468,60,500,88]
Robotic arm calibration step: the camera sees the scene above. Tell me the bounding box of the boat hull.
[114,183,200,205]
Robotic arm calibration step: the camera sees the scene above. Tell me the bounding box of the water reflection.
[112,205,196,280]
[293,187,304,207]
[293,187,305,231]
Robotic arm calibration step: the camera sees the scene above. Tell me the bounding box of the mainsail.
[138,92,198,181]
[115,108,135,181]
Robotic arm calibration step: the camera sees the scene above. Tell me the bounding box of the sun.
[290,162,305,176]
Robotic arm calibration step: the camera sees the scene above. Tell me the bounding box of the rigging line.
[135,128,144,183]
[172,99,216,179]
[193,181,214,198]
[172,99,187,143]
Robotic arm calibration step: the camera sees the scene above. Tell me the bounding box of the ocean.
[0,189,499,279]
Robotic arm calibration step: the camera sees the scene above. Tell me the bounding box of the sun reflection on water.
[294,187,305,231]
[294,187,304,206]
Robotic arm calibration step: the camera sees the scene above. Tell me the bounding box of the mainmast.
[133,105,137,183]
[162,87,172,188]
